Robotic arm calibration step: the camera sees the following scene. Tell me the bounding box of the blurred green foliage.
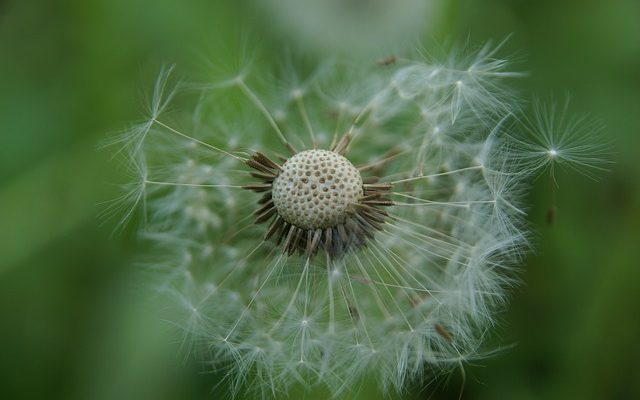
[1,0,639,399]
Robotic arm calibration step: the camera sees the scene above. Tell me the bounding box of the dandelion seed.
[511,97,610,181]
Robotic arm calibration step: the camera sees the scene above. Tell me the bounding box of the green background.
[1,0,639,399]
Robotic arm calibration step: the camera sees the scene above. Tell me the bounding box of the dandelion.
[109,44,604,398]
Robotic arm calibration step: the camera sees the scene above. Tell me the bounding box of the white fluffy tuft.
[107,43,605,398]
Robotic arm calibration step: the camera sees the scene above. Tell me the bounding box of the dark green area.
[1,1,638,399]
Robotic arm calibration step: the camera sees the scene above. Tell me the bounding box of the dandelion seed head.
[106,41,607,398]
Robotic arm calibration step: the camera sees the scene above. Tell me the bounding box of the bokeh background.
[1,0,639,399]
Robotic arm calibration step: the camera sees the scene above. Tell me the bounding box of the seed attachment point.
[245,149,393,258]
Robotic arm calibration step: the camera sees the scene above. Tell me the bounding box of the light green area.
[1,0,638,399]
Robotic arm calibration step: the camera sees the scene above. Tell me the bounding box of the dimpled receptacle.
[272,150,363,230]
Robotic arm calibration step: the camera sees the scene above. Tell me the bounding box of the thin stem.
[390,165,484,185]
[144,180,244,189]
[236,80,296,153]
[152,119,246,162]
[295,95,316,148]
[224,254,284,341]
